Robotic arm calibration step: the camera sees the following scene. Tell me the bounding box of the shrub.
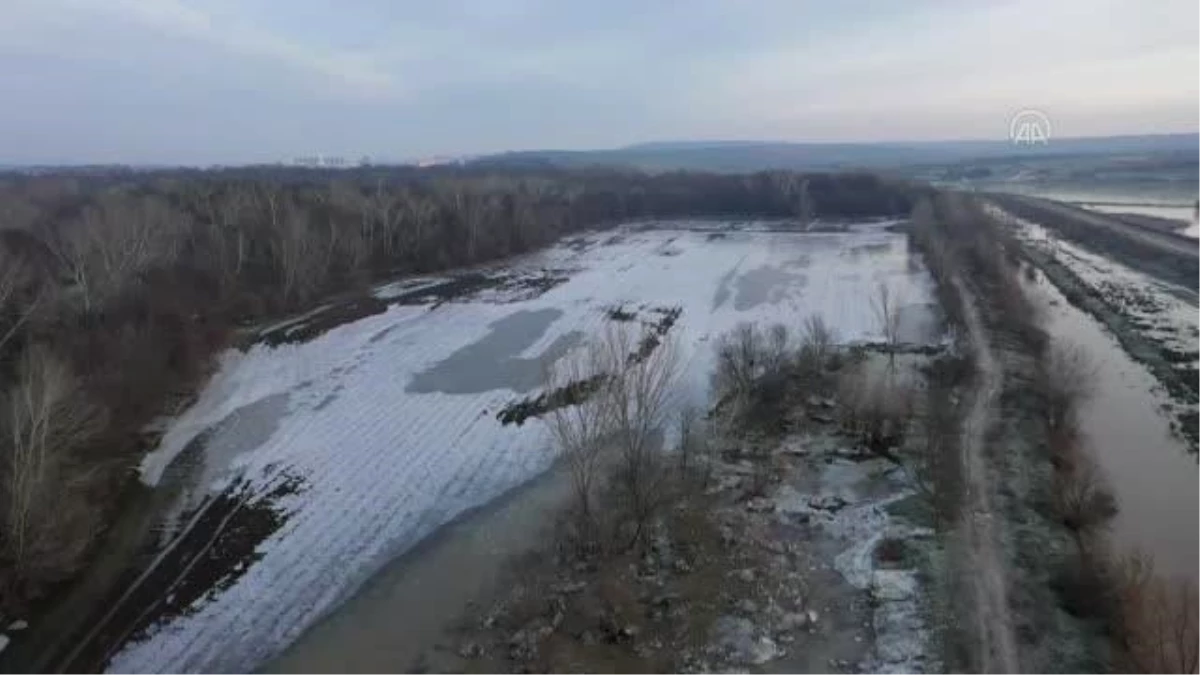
[1051,548,1117,620]
[1112,555,1199,673]
[1054,455,1118,534]
[837,364,916,455]
[1038,343,1094,432]
[798,314,836,375]
[544,324,680,553]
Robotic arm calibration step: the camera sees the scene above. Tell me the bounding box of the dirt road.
[955,277,1020,673]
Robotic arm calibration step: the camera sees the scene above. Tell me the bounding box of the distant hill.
[471,133,1199,173]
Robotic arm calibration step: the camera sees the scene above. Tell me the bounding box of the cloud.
[0,0,1195,163]
[4,0,394,96]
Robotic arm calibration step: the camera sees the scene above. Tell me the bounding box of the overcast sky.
[2,0,1197,164]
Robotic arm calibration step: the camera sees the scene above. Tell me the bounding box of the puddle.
[407,309,583,395]
[894,302,940,345]
[265,463,575,673]
[1023,275,1198,580]
[733,265,808,310]
[155,393,291,542]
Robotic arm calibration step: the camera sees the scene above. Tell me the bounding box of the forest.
[0,165,912,618]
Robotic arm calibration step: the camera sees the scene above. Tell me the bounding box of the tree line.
[0,164,912,617]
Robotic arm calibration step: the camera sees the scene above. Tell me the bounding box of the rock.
[808,494,848,512]
[779,611,809,631]
[509,619,553,661]
[457,641,484,659]
[780,439,808,456]
[772,484,808,508]
[809,412,836,424]
[7,620,27,632]
[872,569,918,602]
[710,616,781,665]
[746,497,774,513]
[763,539,786,554]
[819,397,837,409]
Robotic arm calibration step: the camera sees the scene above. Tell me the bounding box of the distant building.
[415,156,458,167]
[291,155,351,168]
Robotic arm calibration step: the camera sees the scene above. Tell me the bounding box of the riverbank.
[908,191,1115,672]
[984,201,1198,451]
[381,344,944,674]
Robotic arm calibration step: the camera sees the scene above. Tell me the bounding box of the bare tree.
[543,324,680,550]
[0,248,43,356]
[545,348,611,534]
[258,190,326,306]
[799,314,836,372]
[1054,453,1117,536]
[1114,555,1200,673]
[189,184,252,294]
[50,194,186,310]
[871,281,902,363]
[602,325,679,544]
[1040,342,1095,432]
[797,178,814,228]
[838,364,915,456]
[713,323,764,408]
[0,346,107,579]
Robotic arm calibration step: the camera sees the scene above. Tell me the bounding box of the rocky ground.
[416,361,941,674]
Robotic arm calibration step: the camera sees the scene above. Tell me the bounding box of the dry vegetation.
[912,189,1196,673]
[1112,555,1199,674]
[0,167,914,621]
[459,315,859,672]
[545,325,685,554]
[907,189,1123,667]
[461,326,722,671]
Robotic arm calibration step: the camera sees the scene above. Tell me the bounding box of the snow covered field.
[110,220,936,672]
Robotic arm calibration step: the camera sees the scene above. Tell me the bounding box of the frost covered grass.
[987,202,1199,451]
[108,221,935,672]
[996,205,1197,358]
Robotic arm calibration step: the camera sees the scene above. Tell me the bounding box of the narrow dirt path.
[955,278,1020,673]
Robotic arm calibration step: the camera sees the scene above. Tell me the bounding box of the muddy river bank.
[985,200,1198,581]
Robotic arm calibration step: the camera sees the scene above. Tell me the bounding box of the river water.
[265,462,576,673]
[1021,271,1198,581]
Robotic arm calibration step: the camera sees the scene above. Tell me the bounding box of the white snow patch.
[112,224,936,672]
